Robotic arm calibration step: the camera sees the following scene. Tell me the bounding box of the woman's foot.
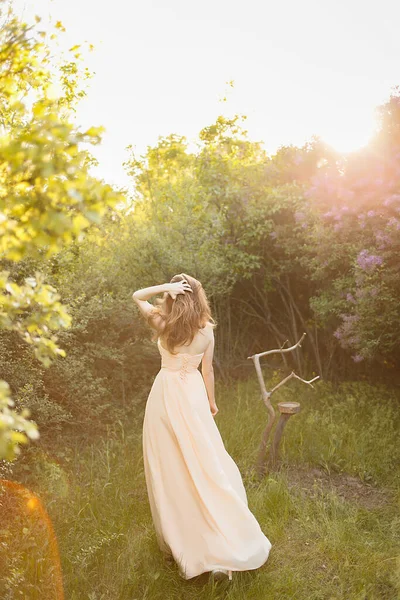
[211,568,232,581]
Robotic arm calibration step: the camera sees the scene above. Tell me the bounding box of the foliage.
[0,1,121,460]
[302,93,400,365]
[123,98,400,378]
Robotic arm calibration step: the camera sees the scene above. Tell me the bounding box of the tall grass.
[3,378,400,599]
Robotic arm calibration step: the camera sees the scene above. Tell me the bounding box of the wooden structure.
[247,333,320,477]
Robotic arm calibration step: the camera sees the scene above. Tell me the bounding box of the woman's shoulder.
[200,322,216,337]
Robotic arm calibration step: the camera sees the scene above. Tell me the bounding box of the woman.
[132,273,272,581]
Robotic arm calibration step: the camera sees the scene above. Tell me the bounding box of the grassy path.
[4,378,400,599]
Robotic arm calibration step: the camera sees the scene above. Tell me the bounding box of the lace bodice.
[157,337,204,381]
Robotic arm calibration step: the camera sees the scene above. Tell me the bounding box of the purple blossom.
[383,194,400,206]
[375,230,391,249]
[352,354,364,362]
[334,313,360,350]
[310,173,337,195]
[340,313,360,323]
[356,249,383,271]
[304,187,317,198]
[294,211,306,222]
[357,213,366,228]
[370,287,378,296]
[388,217,400,229]
[270,231,277,239]
[346,293,356,303]
[367,210,376,217]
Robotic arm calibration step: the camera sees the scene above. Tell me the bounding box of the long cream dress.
[142,336,272,579]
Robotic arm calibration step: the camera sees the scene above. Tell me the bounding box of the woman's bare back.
[159,323,213,356]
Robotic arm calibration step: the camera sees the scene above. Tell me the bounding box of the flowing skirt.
[142,367,271,579]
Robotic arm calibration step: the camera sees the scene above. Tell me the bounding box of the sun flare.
[319,110,378,154]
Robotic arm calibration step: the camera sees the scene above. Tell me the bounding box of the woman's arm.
[132,284,170,330]
[132,280,193,330]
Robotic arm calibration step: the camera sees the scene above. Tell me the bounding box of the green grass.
[3,377,400,599]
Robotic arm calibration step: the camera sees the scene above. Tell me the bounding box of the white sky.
[12,0,400,191]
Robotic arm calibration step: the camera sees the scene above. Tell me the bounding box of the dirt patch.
[281,465,393,510]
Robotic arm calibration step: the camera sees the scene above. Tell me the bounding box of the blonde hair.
[147,273,217,355]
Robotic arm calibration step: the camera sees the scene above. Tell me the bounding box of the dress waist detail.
[161,355,202,381]
[157,339,204,382]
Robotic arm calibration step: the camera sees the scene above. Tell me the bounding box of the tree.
[0,1,121,460]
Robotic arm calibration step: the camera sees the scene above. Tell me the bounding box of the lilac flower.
[356,249,383,271]
[294,211,306,222]
[367,210,376,217]
[341,314,360,323]
[346,293,356,303]
[333,222,342,231]
[388,217,400,229]
[375,230,391,249]
[383,194,400,206]
[270,231,277,239]
[352,354,364,362]
[370,287,378,296]
[357,213,366,228]
[334,314,360,350]
[304,186,317,198]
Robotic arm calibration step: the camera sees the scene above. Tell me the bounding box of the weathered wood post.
[247,333,320,478]
[269,401,301,468]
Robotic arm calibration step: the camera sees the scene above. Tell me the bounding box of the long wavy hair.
[147,273,217,355]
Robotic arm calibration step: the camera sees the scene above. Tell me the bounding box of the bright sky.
[13,0,400,191]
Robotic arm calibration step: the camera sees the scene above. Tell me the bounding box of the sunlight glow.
[319,111,378,154]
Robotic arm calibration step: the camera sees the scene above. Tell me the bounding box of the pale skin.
[132,280,218,417]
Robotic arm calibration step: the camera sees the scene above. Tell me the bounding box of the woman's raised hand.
[167,279,193,300]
